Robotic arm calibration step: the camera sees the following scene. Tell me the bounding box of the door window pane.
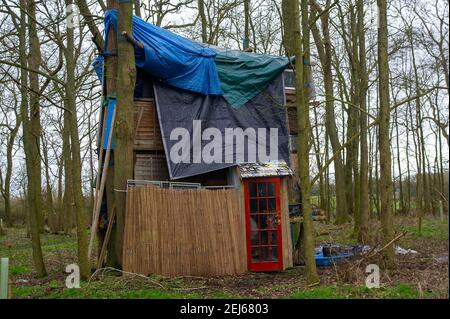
[260,230,269,245]
[259,215,269,230]
[250,231,259,246]
[268,183,276,196]
[269,247,278,261]
[268,198,276,212]
[269,231,278,245]
[250,215,258,231]
[259,198,267,212]
[261,247,269,261]
[249,183,257,197]
[270,214,277,229]
[250,199,257,213]
[258,182,267,197]
[251,247,261,262]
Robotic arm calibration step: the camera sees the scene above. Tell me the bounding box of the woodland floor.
[0,216,448,299]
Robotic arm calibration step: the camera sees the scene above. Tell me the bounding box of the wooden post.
[0,258,9,299]
[92,105,108,222]
[439,201,444,221]
[88,105,117,261]
[96,204,116,270]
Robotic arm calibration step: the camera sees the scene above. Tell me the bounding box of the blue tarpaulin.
[103,98,116,150]
[104,9,221,95]
[94,10,291,108]
[93,55,103,82]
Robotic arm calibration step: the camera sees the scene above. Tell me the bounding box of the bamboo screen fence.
[123,185,247,276]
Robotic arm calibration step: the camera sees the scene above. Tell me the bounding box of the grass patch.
[10,265,30,275]
[290,286,344,299]
[288,283,429,299]
[12,282,203,299]
[359,283,430,299]
[402,218,449,240]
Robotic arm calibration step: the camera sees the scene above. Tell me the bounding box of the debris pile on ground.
[315,243,420,266]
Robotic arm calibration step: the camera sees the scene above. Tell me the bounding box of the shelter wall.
[123,185,247,276]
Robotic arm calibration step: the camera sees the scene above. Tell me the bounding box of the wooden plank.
[96,204,116,270]
[280,179,293,269]
[133,99,164,151]
[88,106,116,261]
[286,107,298,134]
[91,106,107,229]
[134,153,169,181]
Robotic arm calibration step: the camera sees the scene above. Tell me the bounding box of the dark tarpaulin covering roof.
[96,10,290,108]
[154,74,290,180]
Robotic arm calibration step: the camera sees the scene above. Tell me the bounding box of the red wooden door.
[244,178,283,271]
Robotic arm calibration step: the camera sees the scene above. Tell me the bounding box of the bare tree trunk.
[65,0,90,279]
[344,3,360,233]
[325,133,331,221]
[76,0,105,50]
[20,0,46,277]
[62,99,74,234]
[198,0,208,43]
[41,133,54,230]
[57,156,64,232]
[134,0,141,17]
[411,37,432,222]
[405,102,412,213]
[375,112,380,217]
[377,0,395,268]
[104,0,119,268]
[357,0,369,242]
[28,0,44,233]
[112,0,136,268]
[312,106,326,210]
[1,115,21,227]
[283,0,319,285]
[310,0,348,224]
[243,0,250,50]
[394,103,404,214]
[88,108,95,218]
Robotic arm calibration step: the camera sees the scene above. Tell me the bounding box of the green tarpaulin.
[212,48,291,108]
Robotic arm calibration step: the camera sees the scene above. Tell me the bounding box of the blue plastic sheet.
[92,55,104,82]
[103,98,116,150]
[104,9,222,95]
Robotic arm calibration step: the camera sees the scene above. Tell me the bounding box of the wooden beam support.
[121,31,144,49]
[91,106,108,227]
[88,105,116,261]
[96,204,116,270]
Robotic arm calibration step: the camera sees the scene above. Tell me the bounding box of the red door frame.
[244,177,283,271]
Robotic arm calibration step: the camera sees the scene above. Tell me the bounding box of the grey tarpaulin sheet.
[153,74,290,180]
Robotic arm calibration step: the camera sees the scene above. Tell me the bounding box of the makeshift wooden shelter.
[93,9,305,276]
